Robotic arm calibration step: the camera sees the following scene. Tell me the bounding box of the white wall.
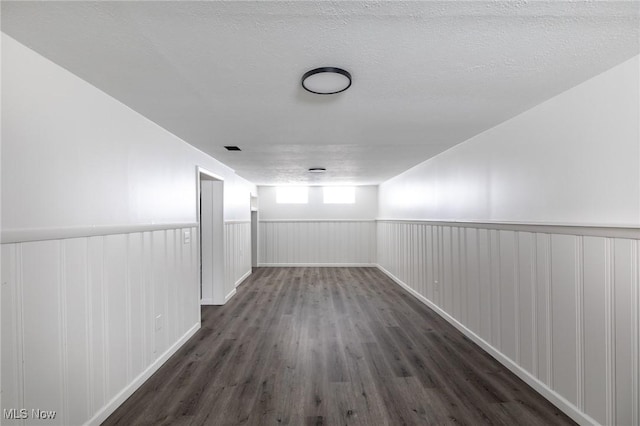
[258,185,378,220]
[224,221,251,292]
[200,179,225,305]
[0,26,3,422]
[259,221,376,266]
[377,56,640,425]
[379,56,640,227]
[1,34,255,240]
[1,34,254,425]
[258,186,378,265]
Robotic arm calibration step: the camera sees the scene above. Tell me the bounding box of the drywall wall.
[1,33,255,239]
[377,57,640,425]
[378,55,640,227]
[1,34,254,425]
[258,185,378,220]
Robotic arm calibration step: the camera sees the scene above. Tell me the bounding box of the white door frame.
[251,209,258,268]
[196,166,225,305]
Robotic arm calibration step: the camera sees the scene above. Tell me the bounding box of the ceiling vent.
[224,146,241,151]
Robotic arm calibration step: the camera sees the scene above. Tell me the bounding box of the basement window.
[276,186,308,204]
[323,186,355,204]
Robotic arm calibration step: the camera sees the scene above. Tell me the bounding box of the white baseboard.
[375,264,599,426]
[258,263,375,267]
[235,269,252,288]
[201,285,241,305]
[85,322,201,425]
[224,288,237,302]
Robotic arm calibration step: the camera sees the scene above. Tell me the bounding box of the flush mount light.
[301,67,352,95]
[224,146,241,151]
[308,167,326,173]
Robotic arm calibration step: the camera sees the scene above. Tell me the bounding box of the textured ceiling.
[2,1,639,185]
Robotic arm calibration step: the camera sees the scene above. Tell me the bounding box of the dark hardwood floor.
[104,267,576,425]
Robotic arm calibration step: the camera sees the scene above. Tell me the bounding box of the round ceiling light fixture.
[301,67,352,95]
[308,167,326,173]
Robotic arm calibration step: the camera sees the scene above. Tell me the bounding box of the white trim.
[633,239,640,426]
[224,288,237,303]
[235,269,252,288]
[2,223,197,244]
[195,166,224,227]
[201,285,242,305]
[258,263,375,267]
[605,238,616,425]
[59,241,70,425]
[196,166,224,182]
[225,220,251,225]
[375,263,600,426]
[575,236,585,410]
[85,322,200,426]
[200,292,239,306]
[259,219,376,223]
[376,219,640,239]
[196,167,226,311]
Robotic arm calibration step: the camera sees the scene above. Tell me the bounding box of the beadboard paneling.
[22,240,64,425]
[259,220,376,266]
[614,238,635,426]
[376,220,639,426]
[1,227,199,425]
[1,245,23,423]
[225,221,252,291]
[551,234,578,405]
[583,236,607,424]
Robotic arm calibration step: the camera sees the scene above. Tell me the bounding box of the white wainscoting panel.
[258,220,376,266]
[225,221,252,293]
[376,220,639,426]
[1,226,200,425]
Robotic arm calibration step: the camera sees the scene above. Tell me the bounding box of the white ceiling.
[2,1,639,185]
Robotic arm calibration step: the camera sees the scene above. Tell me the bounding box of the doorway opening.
[250,201,258,270]
[250,195,258,269]
[197,167,225,305]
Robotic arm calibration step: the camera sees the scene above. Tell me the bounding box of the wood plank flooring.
[104,267,576,425]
